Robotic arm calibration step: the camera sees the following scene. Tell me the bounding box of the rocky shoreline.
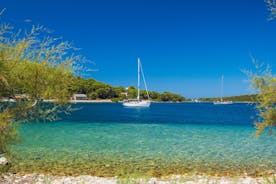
[1,173,274,184]
[1,157,275,183]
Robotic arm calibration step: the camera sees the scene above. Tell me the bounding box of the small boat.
[213,100,233,105]
[123,58,151,107]
[213,76,233,105]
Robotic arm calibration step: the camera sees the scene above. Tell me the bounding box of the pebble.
[0,157,8,165]
[0,173,273,184]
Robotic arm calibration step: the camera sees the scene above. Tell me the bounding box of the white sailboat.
[123,58,151,107]
[213,75,233,105]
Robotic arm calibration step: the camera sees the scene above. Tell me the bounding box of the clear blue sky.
[1,0,276,98]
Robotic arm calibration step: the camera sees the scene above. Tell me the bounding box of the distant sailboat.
[213,76,233,105]
[123,58,151,107]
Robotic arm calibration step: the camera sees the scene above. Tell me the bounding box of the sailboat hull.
[122,100,151,107]
[213,101,233,105]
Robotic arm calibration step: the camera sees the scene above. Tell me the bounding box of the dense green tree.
[69,77,128,100]
[96,87,110,99]
[128,86,136,90]
[160,92,170,102]
[139,90,148,100]
[87,92,98,100]
[160,92,184,102]
[117,86,125,93]
[127,88,138,99]
[149,91,160,100]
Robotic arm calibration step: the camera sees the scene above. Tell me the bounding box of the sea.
[10,102,276,177]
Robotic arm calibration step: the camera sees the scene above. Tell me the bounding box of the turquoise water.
[10,103,276,176]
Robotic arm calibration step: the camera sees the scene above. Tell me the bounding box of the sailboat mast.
[137,57,140,100]
[221,75,224,102]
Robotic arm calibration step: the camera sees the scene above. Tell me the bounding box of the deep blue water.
[64,102,258,126]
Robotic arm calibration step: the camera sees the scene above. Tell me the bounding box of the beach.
[1,173,274,184]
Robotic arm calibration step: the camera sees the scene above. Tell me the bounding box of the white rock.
[0,157,8,165]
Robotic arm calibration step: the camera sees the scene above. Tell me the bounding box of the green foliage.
[251,68,276,135]
[242,59,276,136]
[149,91,160,100]
[0,110,19,154]
[0,22,84,155]
[126,87,137,99]
[0,24,76,103]
[160,91,185,102]
[68,76,186,102]
[70,77,120,99]
[87,92,98,100]
[3,60,72,102]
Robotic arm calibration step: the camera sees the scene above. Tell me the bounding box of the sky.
[1,0,276,98]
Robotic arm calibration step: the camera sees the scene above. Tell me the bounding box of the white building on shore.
[72,94,88,100]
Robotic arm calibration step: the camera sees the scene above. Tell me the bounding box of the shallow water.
[10,103,276,176]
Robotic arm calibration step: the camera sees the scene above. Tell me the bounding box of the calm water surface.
[11,103,276,176]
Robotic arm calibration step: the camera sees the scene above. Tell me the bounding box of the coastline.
[43,100,259,104]
[0,98,257,104]
[34,99,114,103]
[1,173,274,184]
[68,99,113,103]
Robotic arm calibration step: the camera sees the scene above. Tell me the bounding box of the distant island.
[198,94,257,102]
